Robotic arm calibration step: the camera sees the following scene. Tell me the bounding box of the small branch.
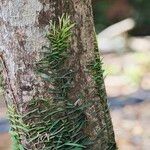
[0,52,18,108]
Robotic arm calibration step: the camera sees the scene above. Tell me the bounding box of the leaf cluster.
[8,14,90,150]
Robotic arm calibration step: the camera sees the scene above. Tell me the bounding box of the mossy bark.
[0,0,116,149]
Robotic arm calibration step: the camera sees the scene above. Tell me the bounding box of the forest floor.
[0,50,150,150]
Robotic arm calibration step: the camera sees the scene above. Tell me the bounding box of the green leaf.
[64,143,86,148]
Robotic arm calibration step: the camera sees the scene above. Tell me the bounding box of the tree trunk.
[0,0,116,149]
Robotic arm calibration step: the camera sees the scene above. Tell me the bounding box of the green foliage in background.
[130,0,150,35]
[130,0,150,25]
[93,0,150,35]
[93,1,111,33]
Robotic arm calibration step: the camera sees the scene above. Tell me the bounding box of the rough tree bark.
[0,0,116,149]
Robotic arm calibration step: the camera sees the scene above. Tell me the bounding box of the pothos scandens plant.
[7,14,116,150]
[8,14,90,150]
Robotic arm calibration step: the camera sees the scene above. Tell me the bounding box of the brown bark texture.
[0,0,116,149]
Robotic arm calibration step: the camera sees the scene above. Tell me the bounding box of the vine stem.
[0,52,19,109]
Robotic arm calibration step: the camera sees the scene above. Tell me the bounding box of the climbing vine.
[8,14,90,150]
[7,14,116,150]
[88,36,117,150]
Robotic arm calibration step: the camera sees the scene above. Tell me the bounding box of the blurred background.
[93,0,150,149]
[0,0,150,149]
